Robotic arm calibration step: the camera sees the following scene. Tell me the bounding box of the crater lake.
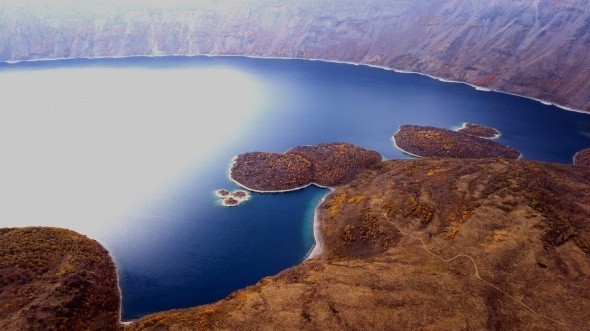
[1,55,588,319]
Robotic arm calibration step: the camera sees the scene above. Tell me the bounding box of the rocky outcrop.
[1,0,589,112]
[0,227,121,330]
[126,158,590,330]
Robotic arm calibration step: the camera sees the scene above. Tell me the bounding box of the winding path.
[378,201,566,327]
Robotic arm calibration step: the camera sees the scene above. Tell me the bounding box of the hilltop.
[0,227,120,330]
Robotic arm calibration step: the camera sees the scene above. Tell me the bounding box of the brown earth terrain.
[125,158,590,330]
[457,123,500,138]
[231,143,381,191]
[394,124,521,159]
[0,227,121,331]
[574,148,590,167]
[2,1,589,112]
[287,142,382,187]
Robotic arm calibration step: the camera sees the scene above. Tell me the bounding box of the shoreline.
[226,156,320,193]
[226,156,332,260]
[391,127,425,159]
[455,122,502,139]
[1,53,587,115]
[304,190,333,260]
[227,144,385,260]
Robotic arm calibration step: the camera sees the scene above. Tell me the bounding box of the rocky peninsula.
[456,123,501,139]
[230,142,382,191]
[573,148,590,167]
[0,227,120,330]
[394,125,521,159]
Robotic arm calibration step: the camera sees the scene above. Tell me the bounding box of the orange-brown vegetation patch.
[573,148,590,167]
[394,125,520,159]
[287,142,382,187]
[0,227,120,330]
[230,143,382,191]
[457,123,500,138]
[230,152,313,191]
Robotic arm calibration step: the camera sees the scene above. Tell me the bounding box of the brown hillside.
[126,158,590,330]
[0,227,121,331]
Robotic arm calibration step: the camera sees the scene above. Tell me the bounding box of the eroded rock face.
[394,124,521,159]
[125,159,590,330]
[1,1,589,112]
[0,227,121,331]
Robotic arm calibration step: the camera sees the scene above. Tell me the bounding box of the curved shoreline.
[227,157,331,260]
[304,191,333,260]
[227,145,385,261]
[573,149,590,167]
[455,122,501,139]
[1,53,586,115]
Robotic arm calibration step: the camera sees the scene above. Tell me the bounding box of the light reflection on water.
[0,64,265,240]
[2,55,589,318]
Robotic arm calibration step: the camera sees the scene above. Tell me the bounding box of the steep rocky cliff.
[1,0,589,111]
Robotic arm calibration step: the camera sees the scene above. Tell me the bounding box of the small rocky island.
[456,123,501,138]
[394,124,521,159]
[573,148,590,167]
[230,142,382,191]
[214,189,251,207]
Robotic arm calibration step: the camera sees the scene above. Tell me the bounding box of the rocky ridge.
[1,0,589,111]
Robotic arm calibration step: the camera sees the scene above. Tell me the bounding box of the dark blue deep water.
[2,55,589,319]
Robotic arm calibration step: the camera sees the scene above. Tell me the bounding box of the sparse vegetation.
[394,125,520,159]
[0,227,121,331]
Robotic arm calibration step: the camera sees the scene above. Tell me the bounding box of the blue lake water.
[1,55,589,319]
